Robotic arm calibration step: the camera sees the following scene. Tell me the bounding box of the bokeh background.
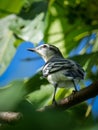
[0,0,98,129]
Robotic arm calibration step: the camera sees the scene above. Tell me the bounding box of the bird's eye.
[43,45,47,48]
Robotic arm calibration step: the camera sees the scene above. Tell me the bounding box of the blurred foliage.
[0,81,26,111]
[0,15,16,75]
[0,0,98,129]
[0,0,25,18]
[44,0,98,55]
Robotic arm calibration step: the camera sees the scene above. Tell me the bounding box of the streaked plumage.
[28,44,85,104]
[42,57,84,79]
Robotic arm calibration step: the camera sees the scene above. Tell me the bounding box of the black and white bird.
[28,44,85,104]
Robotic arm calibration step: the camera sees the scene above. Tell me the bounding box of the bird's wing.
[42,58,85,79]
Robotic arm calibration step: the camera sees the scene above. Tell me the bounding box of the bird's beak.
[27,48,36,52]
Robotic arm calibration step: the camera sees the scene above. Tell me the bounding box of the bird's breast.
[47,71,73,88]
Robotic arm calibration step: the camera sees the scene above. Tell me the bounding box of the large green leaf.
[0,15,16,75]
[9,0,48,44]
[27,84,53,108]
[0,1,48,74]
[10,13,45,44]
[0,81,26,111]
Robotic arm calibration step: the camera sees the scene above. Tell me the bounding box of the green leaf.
[10,13,46,44]
[0,15,16,75]
[0,81,26,111]
[0,0,25,18]
[5,101,95,130]
[9,1,48,44]
[27,84,53,109]
[44,0,98,56]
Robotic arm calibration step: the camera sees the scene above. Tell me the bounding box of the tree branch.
[43,80,98,111]
[0,112,22,124]
[0,81,98,124]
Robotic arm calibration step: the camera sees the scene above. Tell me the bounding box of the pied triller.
[28,44,85,104]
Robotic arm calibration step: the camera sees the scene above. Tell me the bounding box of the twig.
[0,81,98,124]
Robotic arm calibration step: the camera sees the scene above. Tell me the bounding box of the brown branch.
[0,112,22,124]
[0,81,98,124]
[43,80,98,111]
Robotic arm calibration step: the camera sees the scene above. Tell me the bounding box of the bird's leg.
[72,79,78,93]
[52,83,57,105]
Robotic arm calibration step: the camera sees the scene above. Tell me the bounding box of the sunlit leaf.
[10,13,45,44]
[44,0,98,55]
[0,0,25,18]
[0,15,16,75]
[27,84,53,108]
[0,0,98,129]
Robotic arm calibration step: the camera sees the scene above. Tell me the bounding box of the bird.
[28,44,85,104]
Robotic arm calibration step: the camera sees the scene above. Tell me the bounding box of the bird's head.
[28,44,63,62]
